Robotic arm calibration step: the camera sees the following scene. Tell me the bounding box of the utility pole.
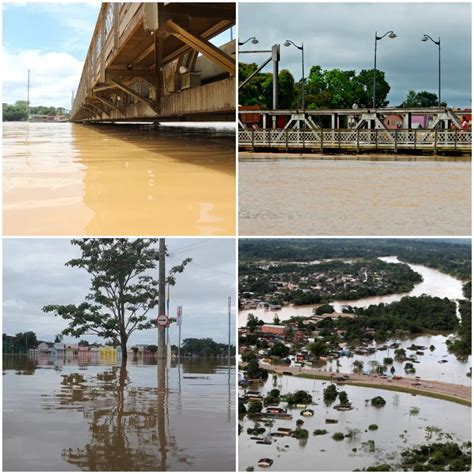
[227,296,231,365]
[157,238,167,359]
[27,69,30,121]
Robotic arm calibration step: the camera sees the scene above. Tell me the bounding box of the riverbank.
[260,362,471,406]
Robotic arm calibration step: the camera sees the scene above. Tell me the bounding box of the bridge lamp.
[284,39,305,110]
[238,36,259,46]
[373,30,397,108]
[179,66,189,74]
[421,34,441,107]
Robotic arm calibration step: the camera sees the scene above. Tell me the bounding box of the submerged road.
[260,362,472,406]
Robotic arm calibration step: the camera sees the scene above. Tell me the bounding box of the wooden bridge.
[71,3,235,123]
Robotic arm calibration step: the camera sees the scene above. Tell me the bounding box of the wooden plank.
[165,20,235,75]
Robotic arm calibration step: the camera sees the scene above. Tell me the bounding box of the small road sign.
[157,314,169,327]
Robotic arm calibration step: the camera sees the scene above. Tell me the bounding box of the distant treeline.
[3,101,69,121]
[3,332,38,353]
[180,338,235,356]
[239,239,471,281]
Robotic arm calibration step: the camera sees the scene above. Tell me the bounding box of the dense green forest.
[3,101,69,121]
[239,62,443,110]
[316,296,458,343]
[446,299,471,357]
[240,258,422,304]
[239,239,471,281]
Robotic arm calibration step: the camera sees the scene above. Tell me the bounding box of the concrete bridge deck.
[71,3,235,123]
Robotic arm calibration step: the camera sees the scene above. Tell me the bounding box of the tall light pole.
[238,36,258,47]
[373,30,397,108]
[422,34,441,106]
[284,39,305,110]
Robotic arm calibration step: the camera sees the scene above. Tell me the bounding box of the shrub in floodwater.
[332,432,345,441]
[370,396,386,407]
[313,429,329,436]
[383,357,394,365]
[366,464,392,471]
[247,400,263,415]
[409,406,420,416]
[293,427,309,439]
[285,390,313,406]
[296,418,304,427]
[368,424,379,431]
[323,384,338,404]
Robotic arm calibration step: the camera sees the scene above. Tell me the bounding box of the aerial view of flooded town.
[3,237,236,471]
[238,239,471,471]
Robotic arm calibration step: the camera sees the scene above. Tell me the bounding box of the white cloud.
[2,48,84,108]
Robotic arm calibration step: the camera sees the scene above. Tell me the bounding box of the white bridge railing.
[238,128,472,152]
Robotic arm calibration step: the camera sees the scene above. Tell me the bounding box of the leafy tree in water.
[43,239,190,364]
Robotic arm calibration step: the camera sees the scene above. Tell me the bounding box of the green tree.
[43,239,190,364]
[3,101,28,121]
[278,69,296,109]
[354,69,390,107]
[269,342,289,358]
[400,90,446,107]
[308,340,328,359]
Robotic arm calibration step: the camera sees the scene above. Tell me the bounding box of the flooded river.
[238,256,464,325]
[239,159,471,235]
[3,122,235,236]
[239,375,471,471]
[239,257,470,384]
[3,356,235,471]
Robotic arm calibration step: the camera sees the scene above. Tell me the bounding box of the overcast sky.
[3,238,236,346]
[239,2,471,107]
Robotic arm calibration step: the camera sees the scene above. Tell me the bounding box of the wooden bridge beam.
[165,19,235,75]
[109,80,158,112]
[93,94,124,115]
[87,100,110,118]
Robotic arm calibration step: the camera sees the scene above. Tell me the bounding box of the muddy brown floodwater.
[3,122,235,236]
[239,158,471,235]
[3,356,235,471]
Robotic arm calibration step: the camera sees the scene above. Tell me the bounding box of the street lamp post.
[284,39,305,110]
[422,34,441,106]
[373,30,397,109]
[239,36,259,47]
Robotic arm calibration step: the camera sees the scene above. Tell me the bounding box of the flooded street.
[3,356,235,471]
[239,159,471,235]
[3,123,235,236]
[239,375,471,471]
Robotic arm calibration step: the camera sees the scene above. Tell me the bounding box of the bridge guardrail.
[238,128,472,152]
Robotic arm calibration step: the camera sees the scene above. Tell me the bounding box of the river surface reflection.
[3,122,235,236]
[3,356,235,471]
[239,375,471,471]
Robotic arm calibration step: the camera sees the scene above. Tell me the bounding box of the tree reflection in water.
[44,363,192,471]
